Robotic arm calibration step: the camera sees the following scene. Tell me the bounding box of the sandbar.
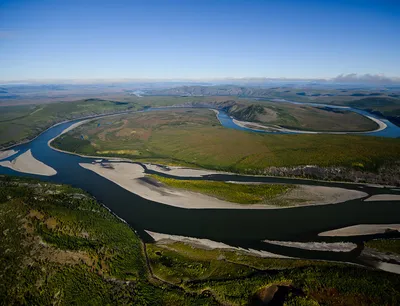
[0,149,19,160]
[0,149,56,176]
[146,230,290,258]
[144,163,224,178]
[319,224,400,237]
[264,240,357,252]
[80,162,271,209]
[80,162,368,209]
[364,194,400,202]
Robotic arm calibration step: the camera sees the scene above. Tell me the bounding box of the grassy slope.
[0,176,214,305]
[0,99,139,149]
[53,109,400,173]
[150,174,292,204]
[147,241,400,306]
[2,176,400,305]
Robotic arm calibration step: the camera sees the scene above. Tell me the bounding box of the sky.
[1,0,399,81]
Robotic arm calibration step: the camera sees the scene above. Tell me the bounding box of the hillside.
[2,176,400,305]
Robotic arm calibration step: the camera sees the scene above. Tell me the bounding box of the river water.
[1,105,400,268]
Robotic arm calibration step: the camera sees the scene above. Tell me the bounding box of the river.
[0,105,400,270]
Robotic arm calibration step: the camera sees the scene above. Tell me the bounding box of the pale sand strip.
[264,240,357,252]
[144,163,224,178]
[0,149,19,160]
[364,194,400,202]
[0,149,56,176]
[319,224,400,237]
[146,230,290,258]
[376,262,400,275]
[276,185,367,206]
[80,162,276,209]
[80,162,368,210]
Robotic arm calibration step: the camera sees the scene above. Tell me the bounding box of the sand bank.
[80,162,275,209]
[0,149,19,160]
[319,224,400,237]
[80,162,368,209]
[0,149,56,176]
[364,194,400,202]
[276,185,367,206]
[145,230,290,258]
[376,262,400,274]
[144,163,224,178]
[264,240,357,252]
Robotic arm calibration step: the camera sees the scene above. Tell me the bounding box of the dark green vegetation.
[53,109,400,181]
[334,97,400,126]
[0,98,138,149]
[147,241,400,305]
[2,176,400,305]
[227,101,377,132]
[365,239,400,255]
[150,174,292,204]
[0,176,215,305]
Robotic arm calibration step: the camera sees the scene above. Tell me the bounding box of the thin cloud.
[332,73,394,84]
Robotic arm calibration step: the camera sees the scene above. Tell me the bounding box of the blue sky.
[0,0,399,80]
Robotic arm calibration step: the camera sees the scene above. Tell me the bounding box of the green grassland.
[147,241,400,305]
[149,174,292,204]
[365,239,400,255]
[0,98,139,149]
[53,109,400,175]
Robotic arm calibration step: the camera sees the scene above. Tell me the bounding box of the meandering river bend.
[1,105,400,270]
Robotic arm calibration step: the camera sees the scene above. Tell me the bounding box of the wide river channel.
[1,103,400,269]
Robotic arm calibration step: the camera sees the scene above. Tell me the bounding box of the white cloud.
[332,73,394,84]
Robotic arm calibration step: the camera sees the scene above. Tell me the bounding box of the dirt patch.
[29,209,44,220]
[45,217,57,229]
[250,283,304,305]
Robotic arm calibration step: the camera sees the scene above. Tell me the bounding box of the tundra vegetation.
[53,109,400,185]
[149,174,293,205]
[0,99,138,149]
[1,176,400,305]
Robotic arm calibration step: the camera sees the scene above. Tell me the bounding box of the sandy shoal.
[277,185,367,206]
[0,149,56,176]
[80,162,271,209]
[80,162,369,209]
[144,163,224,178]
[0,149,19,160]
[319,224,400,237]
[146,230,290,258]
[264,240,357,252]
[364,194,400,202]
